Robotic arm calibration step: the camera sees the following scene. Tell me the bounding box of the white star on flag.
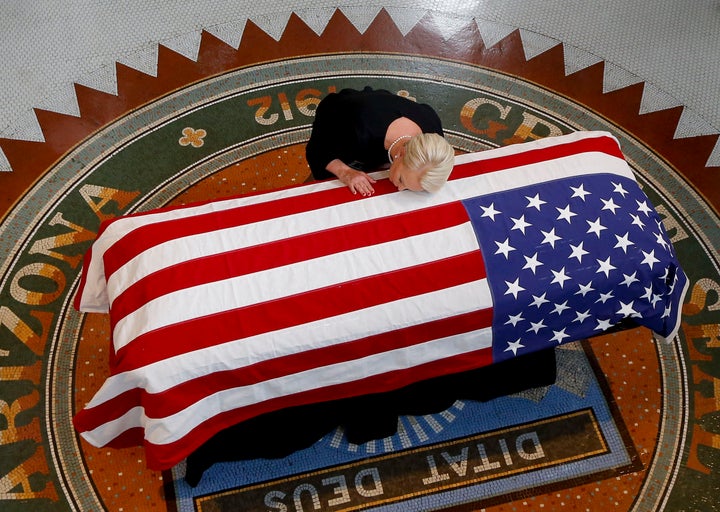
[495,238,515,259]
[541,228,561,248]
[551,301,570,315]
[641,250,660,269]
[570,183,591,201]
[505,312,524,326]
[523,253,543,274]
[527,320,546,334]
[569,242,589,262]
[636,200,653,216]
[556,205,577,223]
[601,197,621,214]
[576,281,595,297]
[505,339,525,355]
[511,215,532,234]
[614,232,634,253]
[596,257,616,278]
[586,218,607,238]
[530,293,549,308]
[617,300,640,318]
[526,193,547,210]
[505,278,525,298]
[621,272,640,287]
[481,203,501,220]
[550,267,572,288]
[596,318,614,331]
[550,329,570,343]
[574,309,592,323]
[612,182,629,197]
[630,213,646,230]
[654,231,670,251]
[596,291,614,303]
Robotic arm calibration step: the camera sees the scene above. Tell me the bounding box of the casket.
[73,131,687,472]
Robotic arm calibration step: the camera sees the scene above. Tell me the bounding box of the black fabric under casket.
[184,347,557,487]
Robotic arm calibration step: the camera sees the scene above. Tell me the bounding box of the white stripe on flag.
[112,221,481,349]
[80,180,348,312]
[83,324,494,447]
[87,278,492,406]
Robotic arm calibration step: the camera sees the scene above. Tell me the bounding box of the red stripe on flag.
[74,308,493,434]
[145,309,493,417]
[102,180,400,279]
[73,386,143,436]
[113,249,487,370]
[450,135,625,179]
[143,346,494,470]
[108,201,471,323]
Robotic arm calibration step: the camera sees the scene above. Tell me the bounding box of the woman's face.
[389,156,424,192]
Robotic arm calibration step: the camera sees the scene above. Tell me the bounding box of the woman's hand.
[326,159,377,196]
[340,168,377,196]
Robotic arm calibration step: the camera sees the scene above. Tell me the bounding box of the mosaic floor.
[1,4,719,511]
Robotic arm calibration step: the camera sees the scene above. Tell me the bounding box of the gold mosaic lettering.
[0,361,43,386]
[9,263,66,306]
[460,98,511,138]
[78,184,139,223]
[687,422,720,475]
[0,390,40,444]
[296,88,323,117]
[654,204,689,243]
[28,212,97,269]
[0,444,59,501]
[248,96,279,126]
[683,278,720,315]
[0,308,52,357]
[682,276,720,475]
[683,322,720,349]
[504,112,563,145]
[277,92,294,121]
[693,375,720,420]
[249,86,337,125]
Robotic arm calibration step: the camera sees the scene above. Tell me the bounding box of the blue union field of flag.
[465,172,685,363]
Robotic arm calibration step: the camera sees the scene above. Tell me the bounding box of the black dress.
[305,87,444,179]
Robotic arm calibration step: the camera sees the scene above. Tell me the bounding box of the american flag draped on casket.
[73,131,688,470]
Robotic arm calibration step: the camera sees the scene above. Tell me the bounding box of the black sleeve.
[403,102,443,137]
[305,93,356,180]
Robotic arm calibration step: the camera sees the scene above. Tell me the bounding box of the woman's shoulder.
[400,99,442,131]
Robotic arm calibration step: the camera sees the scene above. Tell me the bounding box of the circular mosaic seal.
[1,53,718,512]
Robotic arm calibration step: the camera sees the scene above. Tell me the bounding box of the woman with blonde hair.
[306,87,455,196]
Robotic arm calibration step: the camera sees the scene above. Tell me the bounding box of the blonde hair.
[403,133,455,192]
